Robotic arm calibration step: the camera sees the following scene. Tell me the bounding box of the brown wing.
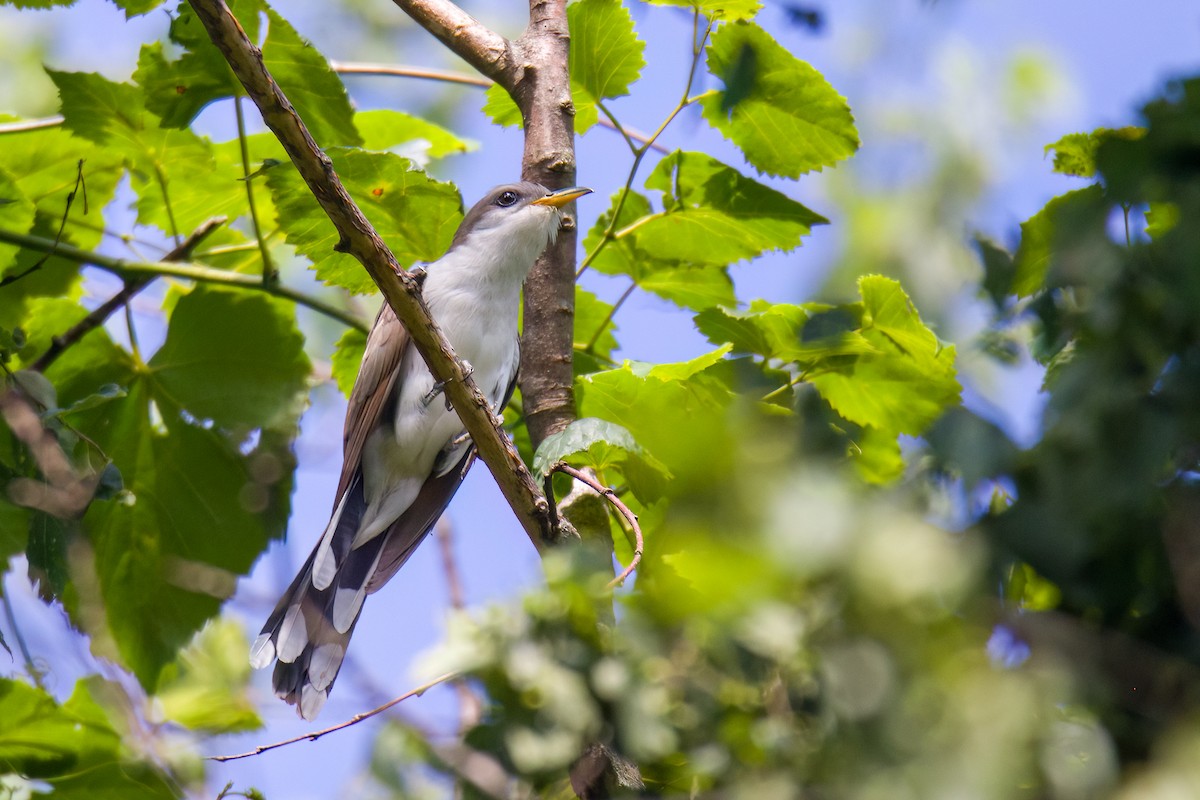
[337,302,408,506]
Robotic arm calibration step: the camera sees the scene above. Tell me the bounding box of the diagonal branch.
[186,0,563,551]
[388,0,515,89]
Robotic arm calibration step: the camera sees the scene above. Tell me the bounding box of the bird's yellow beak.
[530,186,593,208]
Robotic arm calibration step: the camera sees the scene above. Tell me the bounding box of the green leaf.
[807,276,960,436]
[574,287,619,368]
[267,149,462,294]
[332,326,368,398]
[0,677,175,798]
[533,417,670,482]
[635,151,826,265]
[1012,184,1105,297]
[154,617,263,733]
[1145,202,1178,239]
[578,359,734,495]
[482,82,600,135]
[569,0,646,102]
[850,425,904,485]
[643,0,760,21]
[135,0,360,147]
[700,21,858,177]
[148,287,311,430]
[0,128,124,327]
[0,168,35,272]
[1043,127,1144,178]
[583,190,736,311]
[110,0,167,15]
[356,109,475,160]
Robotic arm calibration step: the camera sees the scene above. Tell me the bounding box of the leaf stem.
[0,227,368,333]
[1,574,44,690]
[235,96,277,284]
[585,280,636,353]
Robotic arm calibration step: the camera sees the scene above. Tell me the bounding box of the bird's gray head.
[447,183,592,276]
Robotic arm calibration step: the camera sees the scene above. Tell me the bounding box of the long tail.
[250,451,475,720]
[250,476,383,719]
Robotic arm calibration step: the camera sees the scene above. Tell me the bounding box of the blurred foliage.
[0,0,1198,798]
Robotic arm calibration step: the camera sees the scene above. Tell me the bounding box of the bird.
[249,182,592,719]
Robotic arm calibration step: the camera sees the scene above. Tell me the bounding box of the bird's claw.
[408,264,428,286]
[421,359,474,409]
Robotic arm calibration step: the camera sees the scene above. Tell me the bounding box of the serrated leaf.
[643,0,760,21]
[356,109,475,160]
[700,21,858,177]
[1012,184,1105,297]
[807,276,960,436]
[267,150,462,294]
[332,326,368,398]
[569,0,645,101]
[533,417,669,483]
[136,0,360,147]
[154,617,263,733]
[633,151,826,265]
[148,287,310,430]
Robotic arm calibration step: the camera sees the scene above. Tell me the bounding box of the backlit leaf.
[570,0,645,101]
[700,21,858,177]
[266,150,462,294]
[643,0,760,21]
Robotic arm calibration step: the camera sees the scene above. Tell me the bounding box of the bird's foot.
[422,359,474,409]
[407,264,428,286]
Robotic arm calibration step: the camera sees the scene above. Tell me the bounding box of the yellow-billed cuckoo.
[250,183,591,719]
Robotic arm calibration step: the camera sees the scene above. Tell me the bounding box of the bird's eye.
[496,191,519,207]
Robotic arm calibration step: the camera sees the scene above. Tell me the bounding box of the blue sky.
[1,1,1199,797]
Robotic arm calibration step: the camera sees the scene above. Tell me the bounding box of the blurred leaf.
[267,150,462,293]
[155,617,263,733]
[637,151,826,265]
[1044,127,1145,179]
[808,276,959,436]
[0,167,35,273]
[570,0,646,102]
[331,326,368,398]
[926,407,1019,489]
[110,0,165,15]
[975,235,1016,308]
[1145,202,1178,239]
[148,287,311,430]
[1012,184,1105,298]
[0,677,176,797]
[701,21,858,177]
[850,425,904,485]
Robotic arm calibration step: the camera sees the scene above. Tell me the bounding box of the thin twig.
[0,116,65,135]
[1,160,86,289]
[208,671,459,762]
[584,281,635,353]
[234,97,277,284]
[331,61,492,87]
[436,520,484,732]
[553,464,643,588]
[0,227,367,333]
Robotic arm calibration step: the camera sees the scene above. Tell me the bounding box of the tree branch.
[388,0,514,89]
[554,464,643,589]
[185,0,563,551]
[0,227,367,334]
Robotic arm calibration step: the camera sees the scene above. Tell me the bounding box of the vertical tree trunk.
[513,0,579,449]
